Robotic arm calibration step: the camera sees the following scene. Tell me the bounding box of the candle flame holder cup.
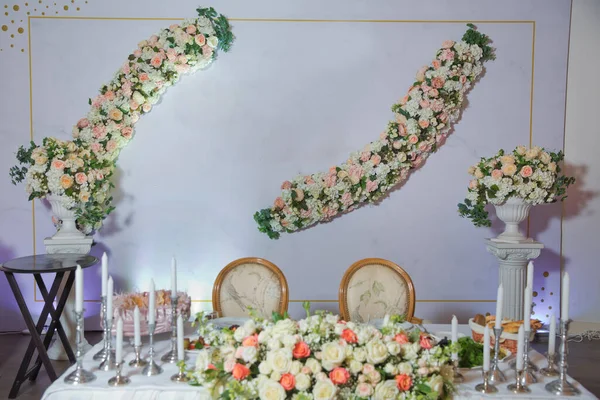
[508,369,531,394]
[545,319,581,396]
[129,344,148,368]
[489,327,506,384]
[108,362,130,386]
[64,310,96,385]
[475,370,498,394]
[141,322,163,376]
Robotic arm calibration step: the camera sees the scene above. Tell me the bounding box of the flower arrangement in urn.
[458,145,575,232]
[188,311,455,399]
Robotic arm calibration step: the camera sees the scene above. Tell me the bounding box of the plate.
[211,317,250,329]
[368,319,415,330]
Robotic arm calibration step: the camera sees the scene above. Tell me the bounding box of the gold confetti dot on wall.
[21,48,24,52]
[543,271,549,277]
[548,306,552,310]
[541,299,545,303]
[1,25,7,31]
[4,5,7,8]
[63,5,68,10]
[76,7,79,10]
[541,287,545,291]
[11,19,14,23]
[10,34,14,38]
[10,44,14,47]
[17,27,24,33]
[13,5,19,11]
[532,291,538,297]
[546,314,549,318]
[41,11,44,15]
[4,12,7,16]
[550,292,554,295]
[25,2,28,5]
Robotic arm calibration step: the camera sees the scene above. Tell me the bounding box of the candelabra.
[108,362,130,386]
[508,369,531,394]
[141,322,163,376]
[171,361,190,383]
[520,333,537,384]
[540,352,559,377]
[64,310,96,384]
[489,327,506,383]
[452,358,464,383]
[475,370,498,394]
[545,319,581,396]
[129,344,148,367]
[93,295,109,361]
[161,295,180,363]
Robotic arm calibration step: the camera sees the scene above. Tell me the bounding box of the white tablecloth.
[41,324,597,400]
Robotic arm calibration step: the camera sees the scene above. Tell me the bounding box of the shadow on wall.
[0,242,25,332]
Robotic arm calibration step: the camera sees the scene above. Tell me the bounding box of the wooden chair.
[339,258,422,324]
[212,257,289,318]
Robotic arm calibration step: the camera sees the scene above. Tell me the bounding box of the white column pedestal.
[485,239,543,321]
[44,236,93,360]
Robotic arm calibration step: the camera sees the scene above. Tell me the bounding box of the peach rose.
[92,125,107,140]
[429,88,439,97]
[366,180,378,193]
[371,154,381,166]
[329,367,350,385]
[419,334,432,349]
[129,100,139,110]
[139,73,149,82]
[142,103,152,113]
[293,341,311,359]
[60,174,74,189]
[305,175,315,185]
[418,119,430,129]
[274,197,285,209]
[432,60,441,70]
[491,169,503,180]
[75,172,87,185]
[400,95,409,105]
[202,45,213,58]
[341,192,353,207]
[431,76,445,89]
[360,151,371,163]
[105,140,118,152]
[150,56,163,68]
[393,141,402,150]
[468,179,478,190]
[548,162,557,172]
[419,99,430,109]
[109,108,123,121]
[186,25,197,34]
[324,174,337,188]
[520,165,533,178]
[395,374,413,391]
[79,191,90,203]
[121,127,133,139]
[195,33,206,46]
[398,123,407,136]
[52,160,66,170]
[341,329,358,344]
[280,373,295,391]
[348,165,364,185]
[281,180,292,190]
[442,40,455,49]
[500,155,515,165]
[416,66,428,82]
[133,49,142,58]
[232,363,250,381]
[77,118,89,128]
[394,333,409,344]
[294,189,305,202]
[169,24,180,31]
[460,75,467,84]
[418,142,429,152]
[408,135,419,145]
[166,48,178,61]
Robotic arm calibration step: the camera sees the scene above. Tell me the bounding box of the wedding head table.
[41,323,595,400]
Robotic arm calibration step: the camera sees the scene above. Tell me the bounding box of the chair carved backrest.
[339,258,417,323]
[212,257,289,318]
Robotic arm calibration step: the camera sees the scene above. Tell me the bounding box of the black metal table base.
[4,271,76,398]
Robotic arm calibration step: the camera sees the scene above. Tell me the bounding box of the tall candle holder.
[489,327,506,383]
[142,322,163,376]
[171,360,190,383]
[93,295,109,361]
[64,310,96,384]
[452,358,464,383]
[508,369,531,394]
[161,295,181,363]
[519,334,537,384]
[509,332,538,372]
[539,352,559,377]
[475,370,498,394]
[98,322,117,371]
[545,319,581,396]
[108,362,130,386]
[129,344,148,368]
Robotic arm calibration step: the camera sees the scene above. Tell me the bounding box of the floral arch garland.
[10,8,493,238]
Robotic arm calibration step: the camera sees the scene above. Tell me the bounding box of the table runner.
[41,324,597,400]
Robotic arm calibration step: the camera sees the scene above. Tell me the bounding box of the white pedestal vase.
[485,197,543,321]
[43,194,93,360]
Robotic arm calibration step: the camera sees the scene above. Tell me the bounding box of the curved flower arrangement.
[458,145,575,227]
[254,25,495,239]
[188,313,456,399]
[10,7,234,234]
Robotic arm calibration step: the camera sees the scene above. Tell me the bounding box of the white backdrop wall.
[0,0,573,331]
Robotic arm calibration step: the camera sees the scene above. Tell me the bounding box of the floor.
[0,332,598,400]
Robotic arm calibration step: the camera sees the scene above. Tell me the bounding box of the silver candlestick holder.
[540,352,559,377]
[489,327,506,383]
[171,361,190,382]
[129,344,148,367]
[64,310,97,384]
[142,322,163,376]
[508,369,531,394]
[545,319,581,396]
[98,319,117,371]
[509,331,538,372]
[108,362,131,386]
[452,358,464,383]
[520,333,537,384]
[93,295,109,361]
[475,370,498,393]
[161,295,180,363]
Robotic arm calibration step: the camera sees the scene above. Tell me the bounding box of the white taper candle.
[101,252,108,297]
[171,257,177,295]
[177,314,184,361]
[106,276,114,326]
[516,325,525,370]
[451,315,458,360]
[133,306,141,347]
[548,312,556,356]
[561,272,570,321]
[526,261,534,291]
[495,284,504,329]
[149,279,156,325]
[75,265,83,313]
[483,325,491,371]
[116,317,123,363]
[524,284,532,332]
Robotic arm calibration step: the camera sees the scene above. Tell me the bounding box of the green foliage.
[253,208,280,239]
[9,141,36,185]
[462,24,496,61]
[271,310,289,322]
[196,7,235,52]
[302,301,311,318]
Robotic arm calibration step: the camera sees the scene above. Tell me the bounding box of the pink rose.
[52,160,66,170]
[520,165,533,178]
[77,118,89,128]
[133,49,142,58]
[223,358,236,373]
[91,95,105,108]
[491,169,503,180]
[169,24,180,31]
[281,180,292,190]
[362,364,375,374]
[419,100,430,108]
[104,90,115,101]
[121,80,132,96]
[400,95,409,105]
[394,333,409,344]
[139,73,149,82]
[348,165,364,184]
[129,100,139,110]
[418,119,430,129]
[438,112,448,123]
[429,88,439,97]
[96,171,104,180]
[324,174,337,188]
[341,192,353,207]
[460,75,467,84]
[274,197,285,209]
[371,154,381,165]
[441,49,455,61]
[92,125,107,140]
[356,382,373,397]
[195,34,206,46]
[413,156,423,167]
[398,123,407,136]
[166,48,178,61]
[150,56,163,68]
[366,180,378,193]
[105,140,118,152]
[177,55,187,65]
[432,60,441,70]
[281,219,289,227]
[305,176,315,185]
[408,135,419,145]
[121,127,133,139]
[393,141,402,150]
[469,180,478,189]
[148,35,159,45]
[300,209,312,219]
[430,100,444,112]
[122,63,131,74]
[142,103,152,113]
[416,65,428,82]
[418,142,428,152]
[175,64,190,74]
[431,76,445,89]
[379,131,388,141]
[90,142,102,153]
[186,25,196,34]
[202,45,213,58]
[75,172,87,185]
[326,206,338,218]
[420,83,432,92]
[360,151,371,162]
[442,40,455,49]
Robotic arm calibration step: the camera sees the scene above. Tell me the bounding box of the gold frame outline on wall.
[28,16,537,304]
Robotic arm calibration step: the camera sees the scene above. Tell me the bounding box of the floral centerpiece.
[9,7,234,234]
[458,145,575,227]
[254,25,495,239]
[188,312,455,399]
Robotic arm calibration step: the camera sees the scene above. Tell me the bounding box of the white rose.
[132,91,145,105]
[334,324,345,336]
[282,334,298,348]
[366,340,389,364]
[355,382,374,398]
[258,330,270,343]
[270,371,282,382]
[353,347,367,362]
[402,342,420,360]
[220,345,235,359]
[386,341,401,356]
[398,362,413,375]
[272,319,297,337]
[259,380,286,400]
[305,358,322,374]
[374,380,399,400]
[241,346,258,363]
[195,349,210,371]
[267,348,292,374]
[540,152,552,164]
[233,326,247,342]
[428,375,445,395]
[315,372,328,381]
[207,35,219,48]
[268,338,282,350]
[290,360,302,375]
[243,319,257,334]
[294,372,311,391]
[349,360,363,374]
[320,342,346,370]
[312,379,337,400]
[259,361,272,375]
[325,314,339,325]
[384,363,398,375]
